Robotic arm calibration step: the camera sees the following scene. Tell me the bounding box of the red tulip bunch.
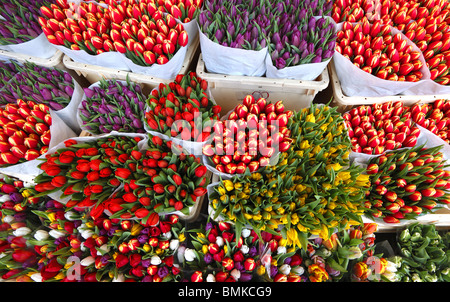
[364,144,450,223]
[80,212,183,282]
[32,135,143,209]
[184,220,259,282]
[331,0,375,23]
[145,72,221,142]
[150,0,203,24]
[410,100,450,143]
[39,0,189,66]
[202,95,293,175]
[94,134,210,223]
[336,20,425,82]
[343,101,420,155]
[0,99,53,166]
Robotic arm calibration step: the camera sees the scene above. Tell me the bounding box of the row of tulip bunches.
[332,0,450,85]
[343,101,420,155]
[202,94,292,175]
[364,144,450,223]
[336,20,424,82]
[0,99,52,166]
[208,103,370,250]
[39,0,194,66]
[410,99,450,144]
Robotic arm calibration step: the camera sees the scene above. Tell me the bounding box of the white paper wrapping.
[53,79,84,134]
[198,24,268,76]
[333,23,431,97]
[0,33,57,59]
[265,54,331,81]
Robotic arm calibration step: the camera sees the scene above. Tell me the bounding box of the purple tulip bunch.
[0,61,75,111]
[269,0,336,69]
[79,78,147,135]
[0,0,50,45]
[0,61,19,90]
[197,0,271,51]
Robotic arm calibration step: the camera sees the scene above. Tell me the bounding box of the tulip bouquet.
[145,72,221,144]
[77,211,184,282]
[331,0,375,23]
[268,7,336,70]
[202,94,292,176]
[198,0,270,51]
[0,99,54,166]
[343,101,420,155]
[389,222,450,282]
[336,20,425,82]
[31,134,144,210]
[410,100,450,143]
[79,77,147,135]
[209,104,370,249]
[182,220,260,282]
[0,0,50,46]
[39,0,189,68]
[364,144,450,223]
[151,0,203,24]
[0,62,76,112]
[98,134,210,222]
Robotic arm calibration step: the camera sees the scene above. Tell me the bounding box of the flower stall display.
[76,211,184,282]
[78,77,147,135]
[389,222,450,282]
[145,72,221,155]
[208,104,371,250]
[181,219,260,282]
[0,61,83,132]
[0,0,57,58]
[202,94,292,177]
[343,101,421,155]
[38,0,190,78]
[363,144,450,224]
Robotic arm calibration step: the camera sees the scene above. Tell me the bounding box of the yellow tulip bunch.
[209,104,370,250]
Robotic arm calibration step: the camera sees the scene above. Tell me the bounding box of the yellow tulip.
[286,228,302,249]
[223,180,234,191]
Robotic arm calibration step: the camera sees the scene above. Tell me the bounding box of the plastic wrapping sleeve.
[0,110,77,183]
[332,23,431,97]
[198,23,268,77]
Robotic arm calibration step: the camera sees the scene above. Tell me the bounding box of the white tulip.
[206,273,216,282]
[277,245,287,255]
[97,244,110,255]
[49,229,66,239]
[151,255,162,265]
[113,274,125,282]
[240,245,249,254]
[13,227,31,237]
[0,195,10,203]
[80,229,94,239]
[34,230,49,241]
[162,232,172,240]
[30,273,43,282]
[184,248,196,262]
[169,239,179,250]
[231,269,241,281]
[291,266,305,275]
[279,264,291,275]
[241,228,251,238]
[64,211,77,221]
[80,256,95,267]
[2,215,13,224]
[215,236,224,247]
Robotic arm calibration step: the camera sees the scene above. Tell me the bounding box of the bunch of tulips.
[364,144,450,223]
[39,0,190,66]
[410,99,450,143]
[336,20,425,82]
[343,101,421,155]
